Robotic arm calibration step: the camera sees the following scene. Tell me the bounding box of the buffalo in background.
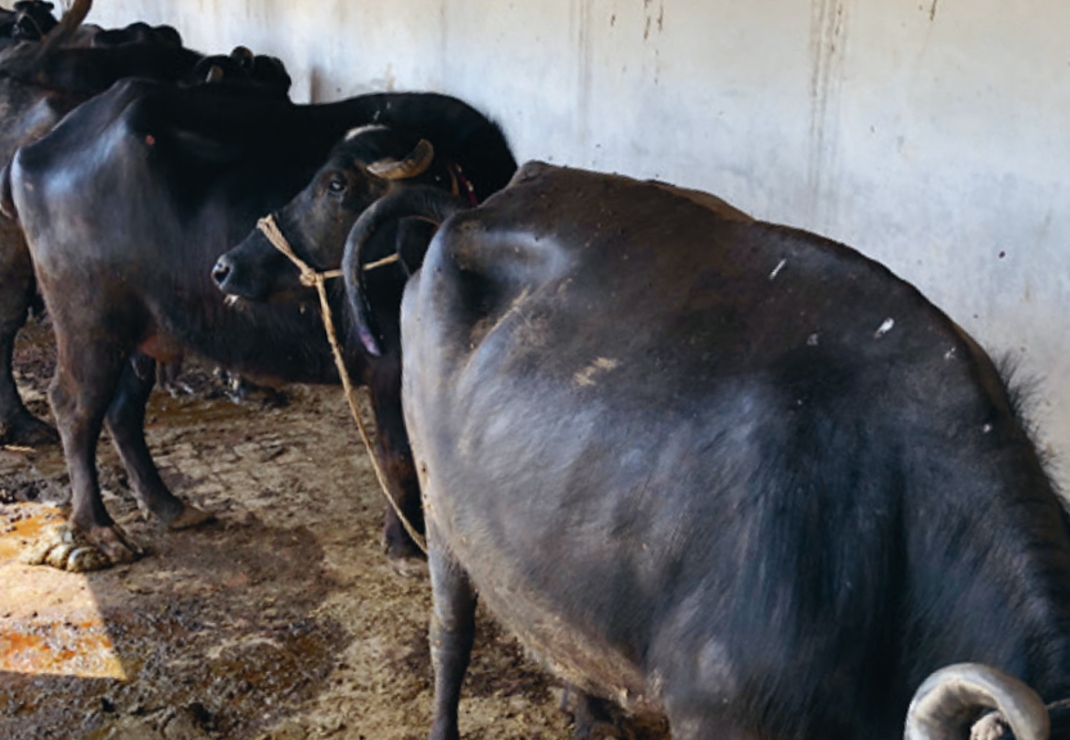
[0,0,290,447]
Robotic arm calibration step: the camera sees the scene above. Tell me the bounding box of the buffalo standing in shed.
[339,162,1070,739]
[2,75,514,567]
[0,0,290,447]
[212,123,512,557]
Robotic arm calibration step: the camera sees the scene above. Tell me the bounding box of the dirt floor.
[0,316,670,740]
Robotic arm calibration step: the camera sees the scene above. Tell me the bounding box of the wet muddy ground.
[0,316,669,740]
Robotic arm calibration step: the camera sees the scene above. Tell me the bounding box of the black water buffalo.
[3,76,514,567]
[340,162,1070,739]
[212,119,514,562]
[0,0,292,447]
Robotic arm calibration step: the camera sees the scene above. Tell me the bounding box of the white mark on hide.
[983,424,992,434]
[224,294,240,308]
[944,347,957,360]
[807,333,820,346]
[873,318,895,339]
[769,259,787,280]
[573,357,620,387]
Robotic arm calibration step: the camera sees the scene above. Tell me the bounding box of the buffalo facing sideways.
[341,162,1070,739]
[3,75,514,568]
[213,119,516,564]
[0,0,291,448]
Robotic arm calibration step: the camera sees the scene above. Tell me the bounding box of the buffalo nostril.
[212,258,232,287]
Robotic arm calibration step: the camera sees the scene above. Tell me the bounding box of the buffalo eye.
[327,175,347,194]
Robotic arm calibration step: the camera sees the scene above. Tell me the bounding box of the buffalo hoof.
[0,411,59,447]
[162,379,196,398]
[390,555,429,579]
[383,524,426,562]
[20,521,134,571]
[84,524,144,566]
[165,503,215,530]
[561,686,634,740]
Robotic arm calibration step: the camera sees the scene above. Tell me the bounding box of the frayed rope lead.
[256,214,426,554]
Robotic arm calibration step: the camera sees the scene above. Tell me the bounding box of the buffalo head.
[212,125,437,304]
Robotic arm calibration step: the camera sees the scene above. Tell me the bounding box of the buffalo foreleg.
[427,534,477,740]
[0,230,56,446]
[49,339,143,565]
[105,353,212,529]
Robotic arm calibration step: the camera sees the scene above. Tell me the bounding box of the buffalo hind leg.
[105,353,212,529]
[0,235,57,446]
[427,534,477,740]
[50,341,142,565]
[368,357,425,561]
[376,420,424,561]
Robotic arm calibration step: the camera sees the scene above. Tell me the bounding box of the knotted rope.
[256,214,426,554]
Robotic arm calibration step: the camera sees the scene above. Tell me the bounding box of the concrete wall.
[89,1,1070,486]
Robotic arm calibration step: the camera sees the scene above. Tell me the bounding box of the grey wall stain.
[575,0,594,152]
[438,0,450,90]
[642,0,665,83]
[642,0,664,41]
[807,0,851,232]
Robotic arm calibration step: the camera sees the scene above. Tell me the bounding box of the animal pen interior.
[1,1,1068,739]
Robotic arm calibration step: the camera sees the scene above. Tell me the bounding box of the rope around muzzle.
[256,214,426,554]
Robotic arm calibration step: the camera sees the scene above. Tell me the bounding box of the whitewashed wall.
[87,0,1070,487]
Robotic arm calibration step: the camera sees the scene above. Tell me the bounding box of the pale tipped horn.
[904,663,1049,740]
[205,65,224,84]
[367,139,435,181]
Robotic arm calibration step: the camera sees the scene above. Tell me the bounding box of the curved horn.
[32,0,89,52]
[367,139,435,181]
[345,124,389,141]
[904,663,1049,740]
[205,65,224,84]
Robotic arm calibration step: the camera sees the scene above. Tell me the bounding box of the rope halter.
[255,213,427,554]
